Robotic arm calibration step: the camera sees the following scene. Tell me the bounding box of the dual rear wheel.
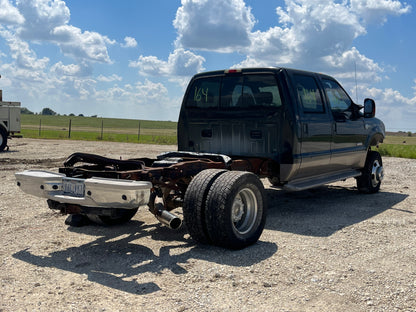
[183,169,267,249]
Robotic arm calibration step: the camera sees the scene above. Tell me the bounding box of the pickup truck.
[15,67,385,249]
[0,89,21,152]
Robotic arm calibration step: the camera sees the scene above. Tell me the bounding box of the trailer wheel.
[86,208,138,226]
[356,151,383,194]
[183,169,227,244]
[205,171,267,249]
[0,127,7,152]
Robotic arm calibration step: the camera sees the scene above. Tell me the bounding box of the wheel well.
[369,133,384,146]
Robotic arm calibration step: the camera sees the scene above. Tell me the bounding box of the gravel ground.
[1,138,415,312]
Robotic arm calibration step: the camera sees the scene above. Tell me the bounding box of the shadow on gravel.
[265,185,409,237]
[13,220,277,295]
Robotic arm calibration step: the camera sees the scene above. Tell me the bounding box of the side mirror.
[364,98,376,118]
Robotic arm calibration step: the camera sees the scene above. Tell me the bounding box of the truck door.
[291,73,332,178]
[321,78,367,171]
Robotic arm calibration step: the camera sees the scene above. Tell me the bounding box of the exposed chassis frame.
[57,151,277,225]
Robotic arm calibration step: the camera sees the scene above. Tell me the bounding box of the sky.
[0,0,415,131]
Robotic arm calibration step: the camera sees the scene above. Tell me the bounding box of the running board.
[283,170,362,192]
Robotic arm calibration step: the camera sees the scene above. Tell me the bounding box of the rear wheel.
[86,208,138,225]
[0,128,7,152]
[356,151,383,193]
[205,171,267,249]
[183,169,227,244]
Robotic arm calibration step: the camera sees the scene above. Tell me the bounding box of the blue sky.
[0,0,415,131]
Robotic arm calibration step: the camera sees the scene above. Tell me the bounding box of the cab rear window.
[186,74,282,109]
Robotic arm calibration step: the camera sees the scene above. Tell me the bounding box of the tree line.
[21,107,95,117]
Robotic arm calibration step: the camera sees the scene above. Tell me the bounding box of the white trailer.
[0,89,21,151]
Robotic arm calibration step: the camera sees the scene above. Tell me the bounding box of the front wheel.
[205,171,267,249]
[356,151,383,193]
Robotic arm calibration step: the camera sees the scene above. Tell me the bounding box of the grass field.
[21,114,177,145]
[20,114,416,158]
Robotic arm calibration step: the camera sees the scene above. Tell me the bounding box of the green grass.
[376,135,416,159]
[377,144,416,159]
[21,114,177,145]
[21,114,177,130]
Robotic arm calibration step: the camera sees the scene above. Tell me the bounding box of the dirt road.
[1,139,415,311]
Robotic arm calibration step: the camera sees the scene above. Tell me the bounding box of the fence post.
[68,119,72,138]
[39,119,41,136]
[101,119,104,140]
[138,121,141,141]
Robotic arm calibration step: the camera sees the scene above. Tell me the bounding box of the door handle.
[303,123,308,134]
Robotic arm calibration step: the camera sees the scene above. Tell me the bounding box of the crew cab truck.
[0,89,21,152]
[15,67,385,249]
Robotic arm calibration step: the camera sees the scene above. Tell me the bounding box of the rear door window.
[293,74,325,113]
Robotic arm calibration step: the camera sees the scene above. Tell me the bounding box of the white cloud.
[3,31,49,70]
[0,0,25,25]
[173,0,255,52]
[97,74,122,82]
[323,47,383,83]
[350,0,411,24]
[364,85,416,131]
[122,36,137,48]
[236,0,367,70]
[130,48,205,77]
[12,0,114,64]
[52,25,114,63]
[16,0,70,40]
[233,0,411,89]
[50,61,92,77]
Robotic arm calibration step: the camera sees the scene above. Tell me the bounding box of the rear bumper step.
[15,170,152,209]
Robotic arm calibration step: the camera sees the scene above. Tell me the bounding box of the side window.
[186,77,220,108]
[293,74,324,113]
[322,79,352,116]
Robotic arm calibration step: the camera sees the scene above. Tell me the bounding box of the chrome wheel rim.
[371,159,384,188]
[231,188,258,235]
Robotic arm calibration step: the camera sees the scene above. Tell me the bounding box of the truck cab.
[178,67,385,190]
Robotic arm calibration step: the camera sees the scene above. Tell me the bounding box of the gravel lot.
[1,138,415,312]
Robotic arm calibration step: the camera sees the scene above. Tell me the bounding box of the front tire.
[356,151,383,193]
[205,171,267,249]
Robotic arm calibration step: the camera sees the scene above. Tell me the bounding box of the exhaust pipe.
[155,209,182,230]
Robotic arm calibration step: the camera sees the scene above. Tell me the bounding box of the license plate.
[62,178,85,197]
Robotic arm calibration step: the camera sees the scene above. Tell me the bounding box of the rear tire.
[183,169,227,244]
[86,208,138,225]
[356,151,383,194]
[205,171,267,249]
[0,128,8,152]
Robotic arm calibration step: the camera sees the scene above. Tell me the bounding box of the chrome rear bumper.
[15,170,152,209]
